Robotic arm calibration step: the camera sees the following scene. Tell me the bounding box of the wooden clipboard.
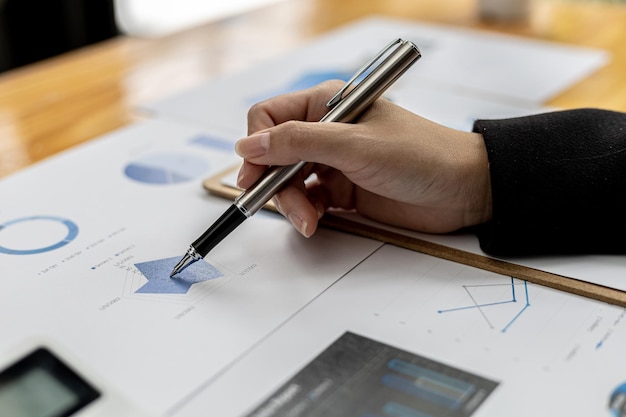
[204,164,626,307]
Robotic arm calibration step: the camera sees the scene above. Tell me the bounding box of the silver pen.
[170,38,421,277]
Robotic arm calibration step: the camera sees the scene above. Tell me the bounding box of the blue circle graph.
[0,216,79,255]
[124,152,209,185]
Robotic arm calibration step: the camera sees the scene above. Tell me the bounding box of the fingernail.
[315,201,325,219]
[272,197,283,215]
[235,131,270,158]
[236,169,245,188]
[288,213,310,238]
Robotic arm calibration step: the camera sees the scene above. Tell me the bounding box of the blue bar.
[382,401,433,417]
[387,359,474,400]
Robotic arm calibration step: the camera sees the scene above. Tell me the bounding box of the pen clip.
[326,38,404,109]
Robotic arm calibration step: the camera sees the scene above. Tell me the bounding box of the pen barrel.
[320,40,421,123]
[236,39,421,217]
[235,162,307,215]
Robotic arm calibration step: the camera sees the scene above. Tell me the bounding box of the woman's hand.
[235,81,492,237]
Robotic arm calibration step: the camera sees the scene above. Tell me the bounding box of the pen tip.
[169,257,185,279]
[169,250,199,279]
[169,261,184,278]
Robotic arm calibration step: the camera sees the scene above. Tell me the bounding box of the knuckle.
[317,79,344,92]
[280,120,308,147]
[247,101,267,119]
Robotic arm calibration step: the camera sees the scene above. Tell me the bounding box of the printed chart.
[437,278,531,333]
[124,152,210,185]
[188,134,235,152]
[247,332,498,417]
[0,116,387,415]
[0,216,79,255]
[172,244,626,417]
[134,257,224,294]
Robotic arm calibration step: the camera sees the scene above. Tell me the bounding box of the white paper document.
[0,118,382,415]
[173,244,626,417]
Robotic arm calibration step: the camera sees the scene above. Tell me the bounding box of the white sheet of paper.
[139,16,607,132]
[173,244,626,417]
[0,118,382,415]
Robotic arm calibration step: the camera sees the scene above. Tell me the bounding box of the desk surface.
[0,0,625,179]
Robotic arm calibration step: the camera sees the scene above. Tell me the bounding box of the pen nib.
[170,247,202,278]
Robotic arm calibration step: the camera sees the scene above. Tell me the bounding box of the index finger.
[247,80,345,135]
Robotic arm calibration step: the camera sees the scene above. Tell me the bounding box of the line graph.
[437,277,531,333]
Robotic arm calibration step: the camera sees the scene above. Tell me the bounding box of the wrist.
[460,132,493,227]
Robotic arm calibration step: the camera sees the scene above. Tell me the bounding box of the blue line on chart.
[596,332,611,350]
[437,277,531,333]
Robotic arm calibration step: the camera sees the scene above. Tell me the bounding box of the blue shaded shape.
[125,164,172,184]
[387,359,474,399]
[610,382,626,417]
[189,134,234,152]
[288,70,352,91]
[124,152,210,185]
[382,402,431,417]
[134,256,223,294]
[248,69,353,104]
[382,374,465,410]
[0,216,79,255]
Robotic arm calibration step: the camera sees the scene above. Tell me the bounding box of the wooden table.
[1,0,625,179]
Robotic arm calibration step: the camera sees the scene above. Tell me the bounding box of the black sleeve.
[472,108,626,256]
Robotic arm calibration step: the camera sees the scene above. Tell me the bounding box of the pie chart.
[124,152,209,185]
[0,216,79,255]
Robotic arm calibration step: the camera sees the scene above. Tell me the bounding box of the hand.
[235,80,492,237]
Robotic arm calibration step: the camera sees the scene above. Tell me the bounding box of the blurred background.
[3,0,625,73]
[0,0,625,178]
[1,0,625,73]
[114,0,285,37]
[0,0,283,72]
